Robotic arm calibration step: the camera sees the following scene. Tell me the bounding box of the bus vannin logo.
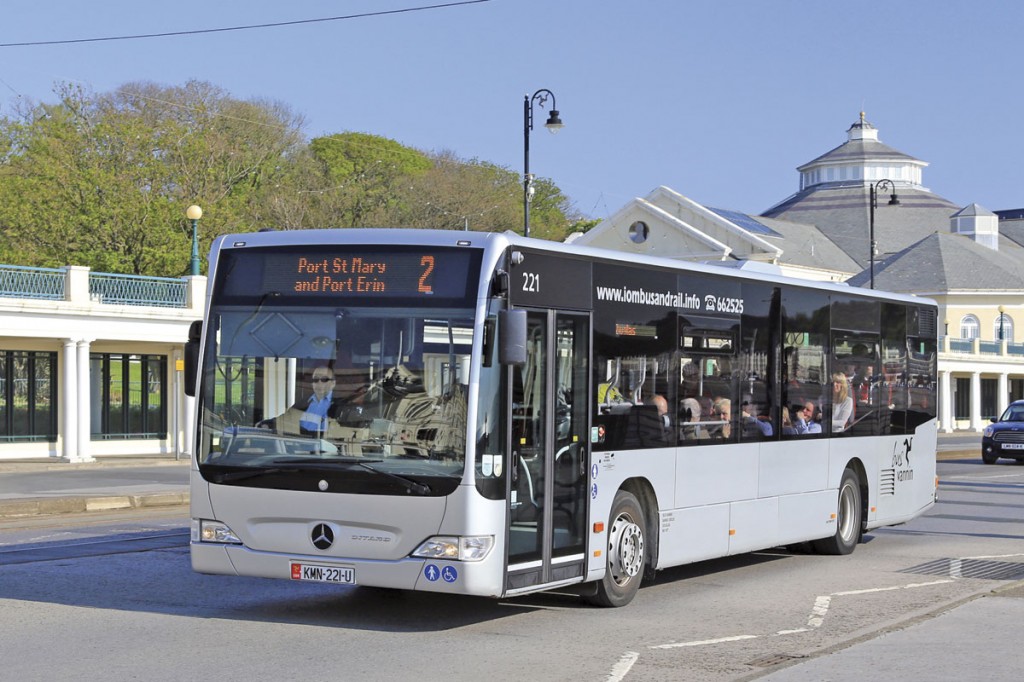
[311,523,334,550]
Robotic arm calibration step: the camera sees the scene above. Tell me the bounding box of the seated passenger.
[794,401,823,434]
[781,406,797,435]
[832,373,854,433]
[741,400,773,437]
[710,398,731,440]
[680,397,704,440]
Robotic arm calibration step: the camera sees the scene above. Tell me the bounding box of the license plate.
[290,562,356,584]
[1001,443,1024,450]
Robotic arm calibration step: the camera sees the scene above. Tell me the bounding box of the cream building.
[0,265,203,461]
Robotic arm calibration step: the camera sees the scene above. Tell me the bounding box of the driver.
[273,363,347,437]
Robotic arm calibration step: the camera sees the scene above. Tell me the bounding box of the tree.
[0,80,304,275]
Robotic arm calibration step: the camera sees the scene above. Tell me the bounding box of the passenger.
[680,397,703,440]
[781,406,797,435]
[651,394,671,430]
[831,373,854,433]
[802,401,823,434]
[741,400,773,437]
[711,398,731,439]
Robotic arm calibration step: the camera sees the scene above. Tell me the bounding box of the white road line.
[807,595,831,627]
[606,651,639,682]
[649,635,758,650]
[962,552,1024,560]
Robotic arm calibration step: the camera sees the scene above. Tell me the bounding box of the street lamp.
[999,305,1005,341]
[868,179,900,289]
[187,204,203,276]
[523,89,564,238]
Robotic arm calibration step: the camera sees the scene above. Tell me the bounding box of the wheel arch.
[844,457,869,531]
[619,476,660,580]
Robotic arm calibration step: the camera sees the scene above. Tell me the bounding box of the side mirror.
[499,309,527,366]
[184,319,202,397]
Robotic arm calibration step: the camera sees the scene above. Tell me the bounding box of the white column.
[998,372,1009,418]
[939,370,954,433]
[61,339,79,461]
[183,394,195,459]
[969,372,983,431]
[76,339,94,462]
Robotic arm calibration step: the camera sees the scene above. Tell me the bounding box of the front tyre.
[589,490,646,607]
[812,467,862,555]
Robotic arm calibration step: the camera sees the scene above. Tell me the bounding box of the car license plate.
[290,562,356,584]
[1002,443,1024,450]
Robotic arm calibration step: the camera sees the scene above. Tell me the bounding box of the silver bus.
[186,228,937,607]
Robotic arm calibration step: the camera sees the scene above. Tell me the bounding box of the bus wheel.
[813,468,862,555]
[589,490,646,607]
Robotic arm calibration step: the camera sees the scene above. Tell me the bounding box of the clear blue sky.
[2,0,1021,221]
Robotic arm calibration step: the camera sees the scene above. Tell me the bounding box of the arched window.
[960,314,980,339]
[994,314,1014,342]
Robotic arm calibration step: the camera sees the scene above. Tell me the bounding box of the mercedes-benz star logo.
[311,523,334,550]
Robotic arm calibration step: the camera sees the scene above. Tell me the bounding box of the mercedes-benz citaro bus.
[185,228,937,607]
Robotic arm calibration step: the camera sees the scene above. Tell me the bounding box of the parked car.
[981,400,1024,464]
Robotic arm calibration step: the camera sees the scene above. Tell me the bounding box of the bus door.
[507,309,590,592]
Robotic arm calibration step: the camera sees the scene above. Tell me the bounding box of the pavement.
[0,454,190,518]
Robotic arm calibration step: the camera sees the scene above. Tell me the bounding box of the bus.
[185,228,937,607]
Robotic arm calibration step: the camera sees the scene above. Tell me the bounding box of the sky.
[2,0,1022,222]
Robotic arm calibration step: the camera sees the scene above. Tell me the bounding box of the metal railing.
[0,264,190,308]
[0,265,65,300]
[89,272,188,308]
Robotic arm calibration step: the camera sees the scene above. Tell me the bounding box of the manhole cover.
[747,653,806,668]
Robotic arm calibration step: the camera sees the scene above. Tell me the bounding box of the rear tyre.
[812,467,862,555]
[588,490,646,607]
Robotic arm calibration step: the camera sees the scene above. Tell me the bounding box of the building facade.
[0,264,204,461]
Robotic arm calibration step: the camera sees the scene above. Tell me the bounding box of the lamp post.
[523,89,564,238]
[999,305,1005,341]
[868,179,900,289]
[187,204,203,276]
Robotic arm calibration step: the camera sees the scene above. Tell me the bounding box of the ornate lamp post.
[868,180,899,289]
[523,89,564,238]
[187,204,203,276]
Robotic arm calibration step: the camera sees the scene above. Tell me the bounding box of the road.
[0,457,1021,681]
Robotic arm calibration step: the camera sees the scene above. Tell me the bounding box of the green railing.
[0,265,65,300]
[89,272,188,308]
[0,264,189,308]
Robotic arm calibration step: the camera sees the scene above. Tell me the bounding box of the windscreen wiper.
[273,457,432,495]
[212,467,300,483]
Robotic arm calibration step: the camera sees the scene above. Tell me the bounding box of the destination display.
[217,247,480,301]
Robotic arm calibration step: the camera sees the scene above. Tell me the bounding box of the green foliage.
[0,81,580,275]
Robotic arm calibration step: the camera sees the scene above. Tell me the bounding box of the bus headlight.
[412,535,494,562]
[193,519,243,545]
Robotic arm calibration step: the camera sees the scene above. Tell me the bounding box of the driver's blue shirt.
[300,395,333,432]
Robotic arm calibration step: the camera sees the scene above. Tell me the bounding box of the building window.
[995,314,1014,342]
[628,221,649,244]
[960,314,980,339]
[90,353,167,440]
[0,350,58,442]
[954,378,971,420]
[981,378,998,420]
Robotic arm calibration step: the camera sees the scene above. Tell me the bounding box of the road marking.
[649,635,758,650]
[606,651,638,682]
